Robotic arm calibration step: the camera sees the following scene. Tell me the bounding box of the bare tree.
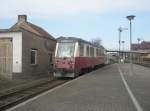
[90,37,102,47]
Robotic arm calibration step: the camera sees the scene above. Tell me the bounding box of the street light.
[126,15,135,51]
[122,41,125,51]
[122,41,125,63]
[118,27,127,63]
[137,38,141,44]
[126,15,135,69]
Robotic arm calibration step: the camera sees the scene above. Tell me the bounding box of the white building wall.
[0,32,22,73]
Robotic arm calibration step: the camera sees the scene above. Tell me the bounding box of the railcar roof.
[57,36,104,49]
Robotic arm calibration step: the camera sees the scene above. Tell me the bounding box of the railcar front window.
[57,43,75,58]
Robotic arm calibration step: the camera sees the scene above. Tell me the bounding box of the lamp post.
[137,38,141,44]
[122,41,125,51]
[118,27,122,63]
[122,41,125,63]
[126,15,135,64]
[118,27,127,63]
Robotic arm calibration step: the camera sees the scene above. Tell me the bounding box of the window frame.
[56,42,75,58]
[79,43,84,56]
[86,45,89,56]
[31,49,37,65]
[90,47,94,57]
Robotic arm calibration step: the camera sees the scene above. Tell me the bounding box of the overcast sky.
[1,0,150,50]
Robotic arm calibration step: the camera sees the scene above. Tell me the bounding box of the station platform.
[7,64,150,111]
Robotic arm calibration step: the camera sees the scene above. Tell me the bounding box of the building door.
[0,38,13,77]
[48,53,53,72]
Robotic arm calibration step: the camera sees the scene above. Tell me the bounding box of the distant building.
[0,15,56,79]
[131,41,150,63]
[131,41,150,51]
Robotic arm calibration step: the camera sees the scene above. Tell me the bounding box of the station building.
[131,41,150,63]
[0,15,56,79]
[131,41,150,51]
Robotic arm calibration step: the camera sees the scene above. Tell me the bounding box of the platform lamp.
[126,15,135,69]
[137,38,141,44]
[118,27,127,63]
[121,40,126,63]
[122,41,125,51]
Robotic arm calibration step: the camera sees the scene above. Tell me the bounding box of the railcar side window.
[101,48,104,54]
[80,44,84,56]
[96,48,101,56]
[86,46,89,56]
[99,46,104,54]
[31,49,37,65]
[90,47,94,56]
[96,49,99,56]
[99,49,101,55]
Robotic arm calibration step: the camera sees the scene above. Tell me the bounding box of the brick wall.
[13,29,56,79]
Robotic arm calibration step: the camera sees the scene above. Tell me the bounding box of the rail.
[0,78,70,110]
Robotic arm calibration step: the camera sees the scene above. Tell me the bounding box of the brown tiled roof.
[140,41,150,49]
[131,41,150,50]
[131,44,140,50]
[9,22,55,40]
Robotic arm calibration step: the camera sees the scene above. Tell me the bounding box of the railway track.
[0,78,70,111]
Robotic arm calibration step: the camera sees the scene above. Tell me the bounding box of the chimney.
[18,15,27,23]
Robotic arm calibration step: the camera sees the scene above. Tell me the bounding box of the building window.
[31,49,37,65]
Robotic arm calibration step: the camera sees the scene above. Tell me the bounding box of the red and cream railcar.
[54,37,106,78]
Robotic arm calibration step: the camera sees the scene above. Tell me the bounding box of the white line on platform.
[6,70,94,111]
[118,66,143,111]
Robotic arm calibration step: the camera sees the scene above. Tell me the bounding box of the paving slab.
[120,63,150,111]
[7,64,138,111]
